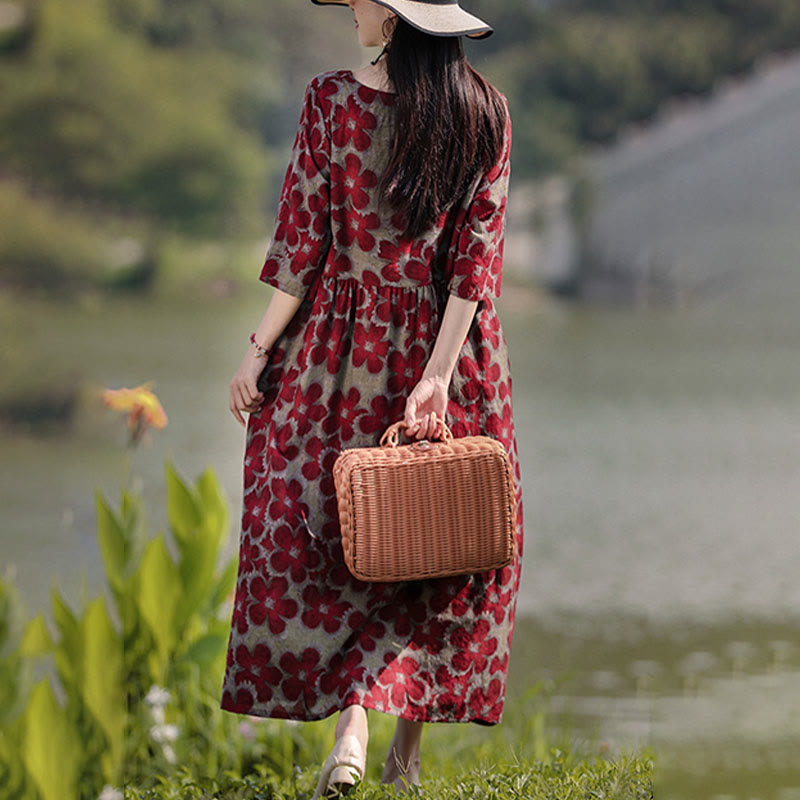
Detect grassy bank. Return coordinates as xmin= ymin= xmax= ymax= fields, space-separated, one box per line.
xmin=123 ymin=749 xmax=655 ymax=799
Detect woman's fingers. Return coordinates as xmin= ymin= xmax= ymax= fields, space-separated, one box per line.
xmin=230 ymin=381 xmax=263 ymax=428
xmin=230 ymin=391 xmax=246 ymax=427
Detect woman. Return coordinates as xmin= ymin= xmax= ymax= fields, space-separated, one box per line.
xmin=221 ymin=0 xmax=525 ymax=796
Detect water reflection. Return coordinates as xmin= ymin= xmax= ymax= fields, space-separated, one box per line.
xmin=509 ymin=613 xmax=800 ymax=800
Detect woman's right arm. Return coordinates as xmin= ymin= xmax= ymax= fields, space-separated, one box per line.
xmin=229 ymin=288 xmax=303 ymax=428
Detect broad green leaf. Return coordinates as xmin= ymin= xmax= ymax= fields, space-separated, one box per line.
xmin=19 ymin=613 xmax=53 ymax=657
xmin=80 ymin=596 xmax=126 ymax=784
xmin=210 ymin=557 xmax=238 ymax=612
xmin=196 ymin=467 xmax=228 ymax=551
xmin=179 ymin=631 xmax=228 ymax=670
xmin=133 ymin=533 xmax=181 ymax=668
xmin=95 ymin=491 xmax=127 ymax=591
xmin=50 ymin=587 xmax=81 ymax=690
xmin=175 ymin=523 xmax=217 ymax=624
xmin=166 ymin=461 xmax=201 ymax=548
xmin=22 ymin=678 xmax=81 ymax=800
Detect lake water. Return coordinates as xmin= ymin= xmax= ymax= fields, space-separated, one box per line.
xmin=3 ymin=53 xmax=800 ymax=800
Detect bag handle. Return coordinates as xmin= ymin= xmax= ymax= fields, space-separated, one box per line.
xmin=379 ymin=414 xmax=453 ymax=448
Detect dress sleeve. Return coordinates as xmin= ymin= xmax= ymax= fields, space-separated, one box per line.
xmin=447 ymin=99 xmax=511 ymax=302
xmin=259 ymin=77 xmax=331 ymax=299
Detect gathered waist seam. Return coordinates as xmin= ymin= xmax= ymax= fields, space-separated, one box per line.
xmin=321 ymin=272 xmax=447 ymax=293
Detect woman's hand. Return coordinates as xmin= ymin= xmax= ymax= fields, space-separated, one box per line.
xmin=403 ymin=375 xmax=449 ymax=440
xmin=230 ymin=351 xmax=266 ymax=428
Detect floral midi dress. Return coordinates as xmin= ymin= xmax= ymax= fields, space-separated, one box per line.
xmin=219 ymin=68 xmax=524 ymax=726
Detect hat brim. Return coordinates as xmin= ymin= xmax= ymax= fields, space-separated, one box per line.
xmin=310 ymin=0 xmax=493 ymax=40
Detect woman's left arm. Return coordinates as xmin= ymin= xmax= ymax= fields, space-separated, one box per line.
xmin=404 ymin=294 xmax=479 ymax=439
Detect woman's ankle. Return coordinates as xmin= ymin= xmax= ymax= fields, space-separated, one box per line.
xmin=390 ymin=719 xmax=422 ymax=759
xmin=335 ymin=706 xmax=369 ymax=750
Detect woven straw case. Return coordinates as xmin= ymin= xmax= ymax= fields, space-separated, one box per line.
xmin=333 ymin=417 xmax=517 ymax=582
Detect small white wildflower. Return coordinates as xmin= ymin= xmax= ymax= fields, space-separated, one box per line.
xmin=98 ymin=786 xmax=123 ymax=800
xmin=162 ymin=743 xmax=177 ymax=764
xmin=150 ymin=723 xmax=180 ymax=743
xmin=145 ymin=685 xmax=171 ymax=708
xmin=238 ymin=721 xmax=255 ymax=739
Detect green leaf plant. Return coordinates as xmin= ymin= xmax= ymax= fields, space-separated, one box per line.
xmin=0 ymin=460 xmax=238 ymax=800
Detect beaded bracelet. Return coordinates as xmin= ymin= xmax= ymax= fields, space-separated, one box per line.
xmin=249 ymin=332 xmax=271 ymax=358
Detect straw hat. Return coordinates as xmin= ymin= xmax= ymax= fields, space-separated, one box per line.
xmin=310 ymin=0 xmax=493 ymax=40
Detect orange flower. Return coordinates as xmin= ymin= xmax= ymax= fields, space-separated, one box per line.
xmin=102 ymin=382 xmax=168 ymax=445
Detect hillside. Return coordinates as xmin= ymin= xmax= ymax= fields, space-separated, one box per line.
xmin=1 ymin=0 xmax=798 ymax=296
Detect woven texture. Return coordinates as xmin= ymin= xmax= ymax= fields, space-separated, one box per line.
xmin=334 ymin=419 xmax=517 ymax=582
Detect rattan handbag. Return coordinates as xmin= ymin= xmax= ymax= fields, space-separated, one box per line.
xmin=332 ymin=415 xmax=517 ymax=582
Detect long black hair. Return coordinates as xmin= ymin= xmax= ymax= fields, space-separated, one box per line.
xmin=377 ymin=19 xmax=507 ymax=240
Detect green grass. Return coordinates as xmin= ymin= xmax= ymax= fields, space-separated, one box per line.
xmin=123 ymin=684 xmax=654 ymax=799
xmin=123 ymin=749 xmax=654 ymax=799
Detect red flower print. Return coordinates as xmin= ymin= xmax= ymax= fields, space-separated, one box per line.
xmin=455 ymin=355 xmax=484 ymax=404
xmin=317 ymin=76 xmax=339 ymax=116
xmin=332 ymin=95 xmax=377 ymax=151
xmin=374 ymin=294 xmax=401 ymax=326
xmin=334 ymin=206 xmax=381 ymax=252
xmin=403 ymin=259 xmax=428 ymax=282
xmin=379 ymin=596 xmax=428 ymax=638
xmin=232 ymin=577 xmax=251 ymax=635
xmin=418 ymin=619 xmax=449 ymax=656
xmin=319 ymin=650 xmax=366 ymax=698
xmin=310 ymin=316 xmax=351 ymax=375
xmin=279 ymin=647 xmax=323 ymax=705
xmin=450 ymin=618 xmax=498 ymax=675
xmin=331 ymin=153 xmax=377 ymax=210
xmin=386 ymin=345 xmax=426 ymax=394
xmin=231 ymin=642 xmax=283 ymax=701
xmin=302 ymin=585 xmax=350 ymax=633
xmin=433 ymin=663 xmax=471 ymax=716
xmin=267 ymin=476 xmax=303 ymax=523
xmin=329 ymin=251 xmax=353 ymax=277
xmin=470 ymin=188 xmax=498 ymax=224
xmin=480 ymin=312 xmax=502 ymax=349
xmin=323 ymin=387 xmax=366 ymax=441
xmin=358 ymin=394 xmax=404 ymax=436
xmin=244 ymin=431 xmax=267 ymax=486
xmin=300 ymin=436 xmax=324 ymax=481
xmin=380 ymin=262 xmax=402 ymax=283
xmin=241 ymin=487 xmax=268 ymax=543
xmin=270 ymin=421 xmax=300 ymax=471
xmin=352 ymin=321 xmax=390 ymax=373
xmin=483 ymin=582 xmax=511 ymax=625
xmin=274 ymin=185 xmax=311 ymax=248
xmin=317 ymin=451 xmax=341 ymax=497
xmin=278 ymin=367 xmax=301 ymax=403
xmin=270 ymin=523 xmax=321 ymax=582
xmin=486 ymin=402 xmax=514 ymax=444
xmin=377 ymin=238 xmax=421 ymax=263
xmin=377 ymin=653 xmax=426 ymax=709
xmin=247 ymin=575 xmax=298 ymax=635
xmin=236 ymin=529 xmax=265 ymax=577
xmin=285 ymin=229 xmax=327 ymax=277
xmin=468 ymin=678 xmax=503 ymax=719
xmin=453 ymin=239 xmax=487 ymax=276
xmin=345 ymin=610 xmax=386 ymax=651
xmin=291 ymin=381 xmax=327 ymax=435
xmin=308 ymin=188 xmax=329 ymax=237
xmin=489 ymin=652 xmax=508 ymax=675
xmin=297 ymin=144 xmax=320 ymax=181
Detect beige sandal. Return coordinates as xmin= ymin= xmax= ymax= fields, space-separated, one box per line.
xmin=380 ymin=745 xmax=421 ymax=794
xmin=311 ymin=734 xmax=367 ymax=799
